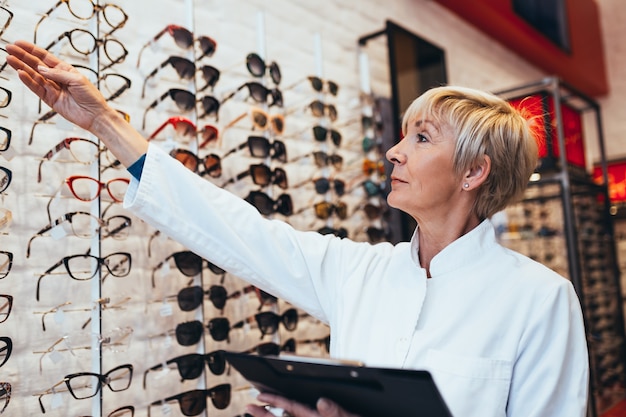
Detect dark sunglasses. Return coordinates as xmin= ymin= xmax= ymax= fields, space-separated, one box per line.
xmin=366 ymin=226 xmax=389 ymax=243
xmin=221 ymin=163 xmax=288 ymax=189
xmin=141 ymin=55 xmax=219 ymax=97
xmin=0 ymin=337 xmax=11 ymax=368
xmin=246 ymin=52 xmax=281 ymax=84
xmin=245 ymin=190 xmax=293 ymax=216
xmin=172 ymin=318 xmax=241 ymax=345
xmin=252 ymin=308 xmax=299 ymax=338
xmin=314 ymin=201 xmax=348 ymax=220
xmin=312 ymin=125 xmax=342 ymax=146
xmin=78 ymin=405 xmax=135 ymax=417
xmin=142 ymin=89 xmax=220 ymax=129
xmin=175 ymin=284 xmax=241 ymax=312
xmin=313 ymin=177 xmax=345 ymax=196
xmin=221 ymin=81 xmax=282 ymax=107
xmin=0 ymin=294 xmax=13 ymax=324
xmin=363 ymin=179 xmax=385 ymax=197
xmin=285 ymin=76 xmax=339 ymax=96
xmin=147 ymin=384 xmax=231 ymax=417
xmin=313 ymin=151 xmax=343 ymax=169
xmin=143 ymin=350 xmax=227 ymax=389
xmin=151 ymin=250 xmax=225 ymax=288
xmin=317 ymin=226 xmax=348 ymax=238
xmin=245 ymin=338 xmax=296 ymax=356
xmin=222 ymin=135 xmax=287 ymax=163
xmin=137 ymin=24 xmax=217 ymax=67
xmin=169 ymin=148 xmax=222 ymax=178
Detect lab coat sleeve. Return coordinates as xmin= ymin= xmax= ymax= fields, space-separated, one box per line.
xmin=506 ymin=279 xmax=589 ymax=416
xmin=123 ymin=143 xmax=356 ymax=322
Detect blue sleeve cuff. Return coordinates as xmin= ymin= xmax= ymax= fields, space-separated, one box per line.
xmin=127 ymin=153 xmax=147 ymax=180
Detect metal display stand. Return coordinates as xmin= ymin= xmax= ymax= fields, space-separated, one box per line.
xmin=496 ymin=77 xmax=626 ymax=417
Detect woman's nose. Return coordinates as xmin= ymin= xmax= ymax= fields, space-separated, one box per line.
xmin=386 ymin=142 xmax=405 ymax=165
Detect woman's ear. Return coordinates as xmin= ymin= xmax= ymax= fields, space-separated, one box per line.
xmin=462 ymin=155 xmax=491 ymax=190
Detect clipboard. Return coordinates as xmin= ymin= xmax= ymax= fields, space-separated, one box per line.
xmin=223 ymin=351 xmax=453 ymax=417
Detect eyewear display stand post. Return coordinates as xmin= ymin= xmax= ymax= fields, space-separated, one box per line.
xmin=358 ymin=20 xmax=448 ymax=244
xmin=495 ymin=76 xmax=626 ymax=417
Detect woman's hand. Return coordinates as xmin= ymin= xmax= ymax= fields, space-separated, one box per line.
xmin=6 ymin=40 xmax=109 ymax=132
xmin=247 ymin=393 xmax=361 ymax=417
xmin=6 ymin=40 xmax=148 ymax=166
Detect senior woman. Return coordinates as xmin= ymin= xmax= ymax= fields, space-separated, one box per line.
xmin=7 ymin=40 xmax=588 ymax=417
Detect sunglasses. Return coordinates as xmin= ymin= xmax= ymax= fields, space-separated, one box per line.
xmin=224 ymin=107 xmax=285 ymax=136
xmin=286 ymin=76 xmax=339 ymax=96
xmin=314 ymin=201 xmax=348 ymax=220
xmin=0 ymin=296 xmax=11 ymax=325
xmin=245 ymin=190 xmax=293 ymax=216
xmin=27 ymin=211 xmax=131 ymax=258
xmin=221 ymin=163 xmax=288 ymax=189
xmin=45 ymin=28 xmax=128 ymax=71
xmin=221 ymin=81 xmax=282 ymax=107
xmin=246 ymin=308 xmax=299 ymax=338
xmin=147 ymin=384 xmax=231 ymax=417
xmin=78 ymin=405 xmax=135 ymax=417
xmin=0 ymin=336 xmax=13 ymax=367
xmin=34 ymin=0 xmax=127 ymax=43
xmin=312 ymin=151 xmax=343 ymax=169
xmin=363 ymin=158 xmax=385 ymax=176
xmin=162 ymin=318 xmax=240 ymax=346
xmin=313 ymin=177 xmax=346 ymax=196
xmin=151 ymin=250 xmax=225 ymax=288
xmin=312 ymin=125 xmax=342 ymax=146
xmin=36 ymin=251 xmax=132 ymax=301
xmin=141 ymin=55 xmax=220 ymax=97
xmin=143 ymin=350 xmax=227 ymax=389
xmin=0 ymin=251 xmax=12 ymax=279
xmin=362 ymin=203 xmax=386 ymax=220
xmin=0 ymin=382 xmax=10 ymax=414
xmin=137 ymin=24 xmax=217 ymax=67
xmin=37 ymin=364 xmax=133 ymax=413
xmin=317 ymin=226 xmax=348 ymax=238
xmin=169 ymin=148 xmax=222 ymax=178
xmin=142 ymin=88 xmax=220 ymax=129
xmin=148 ymin=116 xmax=219 ymax=148
xmin=222 ymin=135 xmax=287 ymax=163
xmin=362 ymin=135 xmax=382 ymax=153
xmin=174 ymin=284 xmax=243 ymax=312
xmin=366 ymin=226 xmax=389 ymax=243
xmin=297 ymin=335 xmax=331 ymax=353
xmin=245 ymin=338 xmax=296 ymax=356
xmin=362 ymin=179 xmax=385 ymax=197
xmin=246 ymin=52 xmax=281 ymax=84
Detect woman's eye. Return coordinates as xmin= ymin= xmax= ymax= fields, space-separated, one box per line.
xmin=416 ymin=133 xmax=428 ymax=142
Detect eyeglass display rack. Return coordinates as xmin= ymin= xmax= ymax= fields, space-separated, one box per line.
xmin=495 ymin=76 xmax=626 ymax=417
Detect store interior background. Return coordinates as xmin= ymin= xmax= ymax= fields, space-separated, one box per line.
xmin=1 ymin=0 xmax=626 ymax=416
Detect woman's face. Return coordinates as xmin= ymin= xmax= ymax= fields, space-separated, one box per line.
xmin=385 ymin=116 xmax=462 ymax=219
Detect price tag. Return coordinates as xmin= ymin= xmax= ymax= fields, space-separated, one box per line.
xmin=49 ymin=224 xmax=68 ymax=240
xmin=49 ymin=349 xmax=63 ymax=364
xmin=54 ymin=308 xmax=65 ymax=324
xmin=51 ymin=392 xmax=63 ymax=409
xmin=161 ymin=403 xmax=172 ymax=415
xmin=159 ymin=302 xmax=173 ymax=317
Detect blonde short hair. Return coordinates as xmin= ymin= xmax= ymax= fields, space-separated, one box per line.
xmin=402 ymin=86 xmax=538 ymax=220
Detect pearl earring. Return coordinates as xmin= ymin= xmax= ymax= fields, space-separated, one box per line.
xmin=463 ymin=183 xmax=470 ymax=189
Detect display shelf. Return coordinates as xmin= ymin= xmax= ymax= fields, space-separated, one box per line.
xmin=496 ymin=77 xmax=626 ymax=417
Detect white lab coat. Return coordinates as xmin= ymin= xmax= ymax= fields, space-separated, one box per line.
xmin=125 ymin=144 xmax=589 ymax=417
